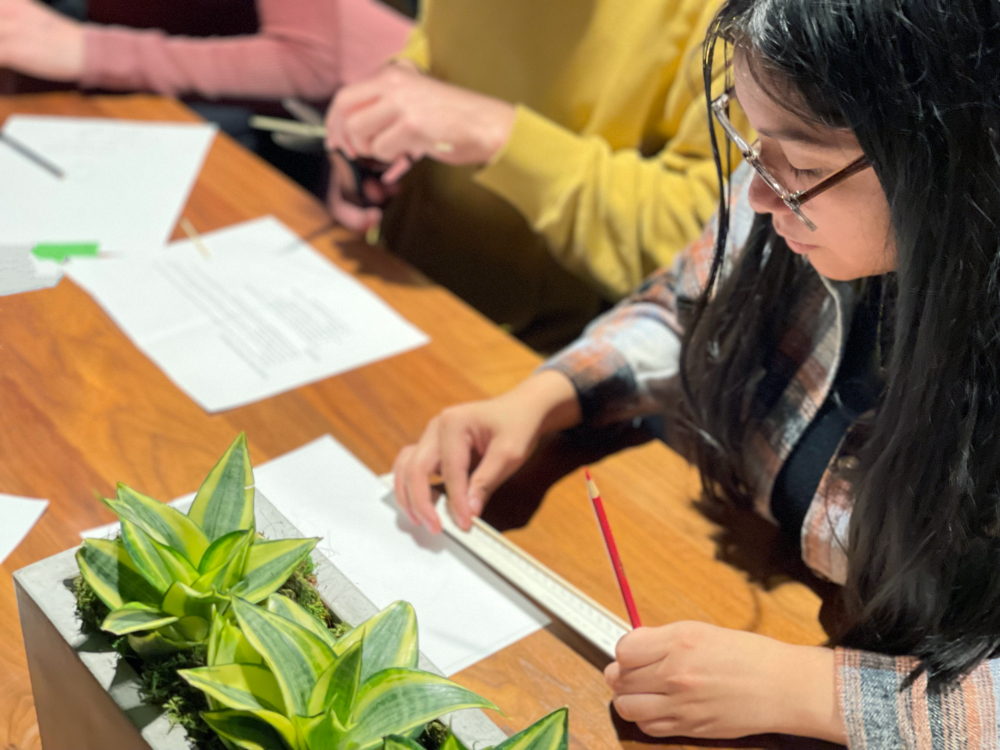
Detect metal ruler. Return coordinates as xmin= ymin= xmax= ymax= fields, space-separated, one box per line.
xmin=434 ymin=498 xmax=630 ymax=660
xmin=380 ymin=477 xmax=631 ymax=658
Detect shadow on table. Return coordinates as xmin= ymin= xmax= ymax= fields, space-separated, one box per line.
xmin=326 ymin=233 xmax=438 ymax=289
xmin=482 ymin=421 xmax=655 ymax=531
xmin=483 ymin=423 xmax=848 ymax=641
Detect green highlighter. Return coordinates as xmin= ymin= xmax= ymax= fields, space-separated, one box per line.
xmin=31 ymin=243 xmax=100 ymax=262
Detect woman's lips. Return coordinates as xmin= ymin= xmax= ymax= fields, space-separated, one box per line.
xmin=784 ymin=237 xmax=819 ymax=254
xmin=774 ymin=223 xmax=821 ymax=254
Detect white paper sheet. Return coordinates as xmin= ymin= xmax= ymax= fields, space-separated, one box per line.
xmin=65 ymin=217 xmax=429 ymax=412
xmin=0 ymin=245 xmax=62 ymax=296
xmin=0 ymin=116 xmax=216 ymax=254
xmin=0 ymin=494 xmax=48 ymax=564
xmin=80 ymin=436 xmax=548 ymax=675
xmin=250 ymin=436 xmax=548 ymax=675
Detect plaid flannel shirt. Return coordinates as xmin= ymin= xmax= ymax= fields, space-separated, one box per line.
xmin=543 ymin=163 xmax=1000 ymax=749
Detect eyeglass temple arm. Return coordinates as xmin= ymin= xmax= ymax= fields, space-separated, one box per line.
xmin=794 ymin=155 xmax=870 ymax=204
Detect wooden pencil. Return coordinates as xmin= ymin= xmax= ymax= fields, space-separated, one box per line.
xmin=0 ymin=131 xmax=64 ymax=178
xmin=584 ymin=468 xmax=642 ymax=629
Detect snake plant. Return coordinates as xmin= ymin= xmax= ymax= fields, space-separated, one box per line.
xmin=76 ymin=434 xmax=319 ymax=658
xmin=179 ymin=597 xmax=502 ymax=750
xmin=383 ymin=706 xmax=568 ymax=750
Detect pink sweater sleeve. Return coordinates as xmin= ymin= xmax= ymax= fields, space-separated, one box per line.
xmin=80 ymin=0 xmax=413 ymax=100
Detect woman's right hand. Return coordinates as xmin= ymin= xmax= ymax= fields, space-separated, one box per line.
xmin=392 ymin=371 xmax=582 ymax=533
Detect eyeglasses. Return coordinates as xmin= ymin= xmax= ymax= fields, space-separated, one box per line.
xmin=710 ymin=89 xmax=871 ymax=231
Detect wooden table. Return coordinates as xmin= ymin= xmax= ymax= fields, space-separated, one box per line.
xmin=0 ymin=93 xmax=832 ymax=750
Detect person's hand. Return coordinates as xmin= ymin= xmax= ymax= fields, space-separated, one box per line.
xmin=392 ymin=371 xmax=582 ymax=533
xmin=605 ymin=622 xmax=845 ymax=743
xmin=0 ymin=0 xmax=84 ymax=81
xmin=325 ymin=62 xmax=517 ymax=183
xmin=326 ymin=150 xmax=399 ymax=233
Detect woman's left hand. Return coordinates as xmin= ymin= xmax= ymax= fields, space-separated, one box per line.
xmin=0 ymin=0 xmax=85 ymax=81
xmin=605 ymin=621 xmax=846 ymax=743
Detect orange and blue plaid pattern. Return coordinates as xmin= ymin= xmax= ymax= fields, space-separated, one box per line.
xmin=543 ymin=163 xmax=1000 ymax=749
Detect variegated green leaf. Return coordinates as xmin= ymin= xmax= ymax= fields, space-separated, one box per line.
xmin=76 ymin=538 xmax=162 ymax=610
xmin=440 ymin=733 xmax=471 ymax=750
xmin=208 ymin=610 xmax=263 ymax=667
xmin=307 ymin=639 xmax=362 ymax=720
xmin=179 ymin=663 xmax=286 ymax=714
xmin=346 ymin=668 xmax=498 ymax=750
xmin=128 ymin=628 xmax=201 ymax=658
xmin=101 ymin=602 xmax=178 ymax=635
xmin=301 ymin=712 xmax=345 ymax=750
xmin=202 ymin=709 xmax=299 ymax=750
xmin=199 ymin=529 xmax=254 ymax=574
xmin=230 ymin=537 xmax=319 ymax=604
xmin=232 ymin=597 xmax=335 ymax=717
xmin=266 ymin=593 xmax=340 ymax=651
xmin=150 ymin=536 xmax=200 ymax=586
xmin=493 ymin=708 xmax=568 ymax=750
xmin=120 ymin=520 xmax=171 ymax=593
xmin=103 ymin=484 xmax=209 ymax=567
xmin=173 ymin=615 xmax=212 ymax=642
xmin=334 ymin=601 xmax=418 ymax=683
xmin=207 ymin=608 xmax=229 ymax=666
xmin=194 ymin=531 xmax=253 ymax=594
xmin=121 ymin=519 xmax=198 ymax=592
xmin=385 ymin=735 xmax=428 ymax=750
xmin=188 ymin=434 xmax=256 ymax=542
xmin=161 ymin=581 xmax=228 ymax=622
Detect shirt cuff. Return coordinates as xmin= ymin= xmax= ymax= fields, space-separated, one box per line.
xmin=80 ymin=25 xmax=149 ymax=91
xmin=539 ymin=341 xmax=637 ymax=427
xmin=474 ymin=104 xmax=590 ymax=226
xmin=836 ymin=648 xmax=924 ymax=750
xmin=391 ymin=30 xmax=431 ymax=72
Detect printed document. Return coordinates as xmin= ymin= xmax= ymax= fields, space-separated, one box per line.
xmin=0 ymin=116 xmax=215 ymax=253
xmin=66 ymin=217 xmax=429 ymax=411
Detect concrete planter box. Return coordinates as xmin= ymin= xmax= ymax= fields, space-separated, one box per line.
xmin=15 ymin=492 xmax=507 ymax=750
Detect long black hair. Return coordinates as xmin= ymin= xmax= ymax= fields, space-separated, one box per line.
xmin=685 ymin=0 xmax=1000 ymax=688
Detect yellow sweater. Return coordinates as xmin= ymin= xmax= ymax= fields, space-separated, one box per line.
xmin=382 ymin=0 xmax=745 ymax=350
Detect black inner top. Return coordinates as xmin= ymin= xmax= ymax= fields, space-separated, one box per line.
xmin=770 ymin=278 xmax=885 ymax=546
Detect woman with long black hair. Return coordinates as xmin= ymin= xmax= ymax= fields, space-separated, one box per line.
xmin=393 ymin=0 xmax=1000 ymax=745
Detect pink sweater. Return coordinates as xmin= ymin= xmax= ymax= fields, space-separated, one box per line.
xmin=80 ymin=0 xmax=412 ymax=100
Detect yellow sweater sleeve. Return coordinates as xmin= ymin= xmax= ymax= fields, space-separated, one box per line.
xmin=474 ymin=5 xmax=745 ymax=301
xmin=393 ymin=0 xmax=431 ymax=71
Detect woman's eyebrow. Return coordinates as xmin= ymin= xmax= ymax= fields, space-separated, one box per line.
xmin=756 ymin=125 xmax=842 ymax=149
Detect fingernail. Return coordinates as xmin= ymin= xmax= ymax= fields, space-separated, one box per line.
xmin=469 ymin=494 xmax=484 ymax=516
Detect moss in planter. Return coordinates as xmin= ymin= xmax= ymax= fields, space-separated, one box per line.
xmin=416 ymin=720 xmax=452 ymax=750
xmin=276 ymin=555 xmax=351 ymax=639
xmin=72 ymin=556 xmax=351 ymax=748
xmin=75 ymin=573 xmax=111 ymax=638
xmin=138 ymin=648 xmax=226 ymax=750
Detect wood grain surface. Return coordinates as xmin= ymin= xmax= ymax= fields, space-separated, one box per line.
xmin=0 ymin=93 xmax=834 ymax=750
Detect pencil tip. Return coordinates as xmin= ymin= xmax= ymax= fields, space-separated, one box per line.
xmin=583 ymin=467 xmax=592 ymax=481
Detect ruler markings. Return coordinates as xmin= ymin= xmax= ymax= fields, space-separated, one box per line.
xmin=436 ymin=502 xmax=629 ymax=660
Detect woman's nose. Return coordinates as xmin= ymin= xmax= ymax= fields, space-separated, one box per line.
xmin=747 ymin=170 xmax=786 ymax=216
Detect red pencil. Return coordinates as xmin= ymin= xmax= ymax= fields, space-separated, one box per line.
xmin=584 ymin=468 xmax=642 ymax=629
